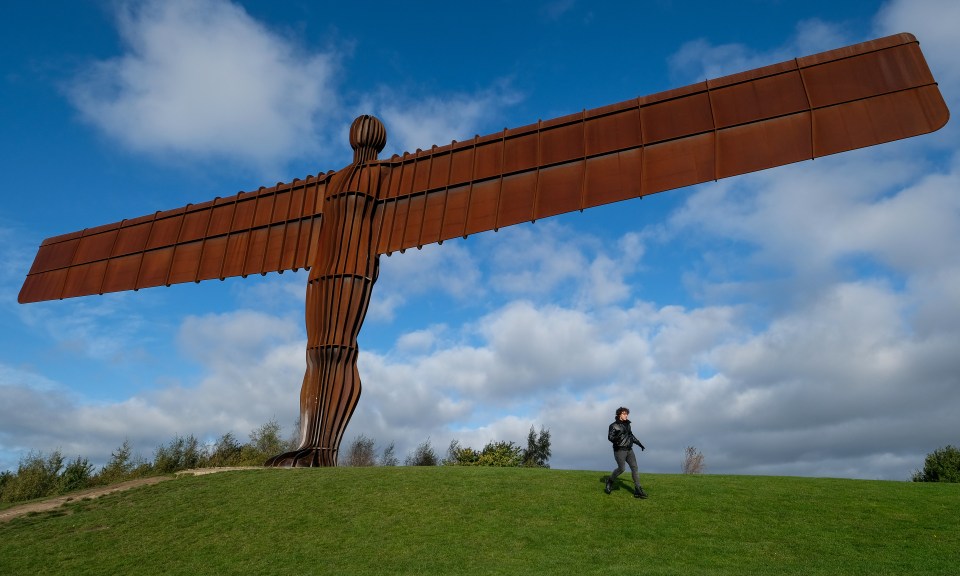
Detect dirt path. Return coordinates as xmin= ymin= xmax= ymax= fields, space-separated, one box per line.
xmin=0 ymin=467 xmax=260 ymax=523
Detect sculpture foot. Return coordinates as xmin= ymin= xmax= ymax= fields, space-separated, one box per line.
xmin=264 ymin=448 xmax=338 ymax=467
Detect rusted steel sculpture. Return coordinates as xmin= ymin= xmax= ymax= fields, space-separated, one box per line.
xmin=19 ymin=34 xmax=949 ymax=466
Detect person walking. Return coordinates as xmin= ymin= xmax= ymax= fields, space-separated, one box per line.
xmin=605 ymin=407 xmax=648 ymax=498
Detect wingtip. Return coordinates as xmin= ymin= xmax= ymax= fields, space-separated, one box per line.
xmin=897 ymin=32 xmax=918 ymax=44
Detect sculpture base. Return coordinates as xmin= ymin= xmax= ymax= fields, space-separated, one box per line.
xmin=264 ymin=448 xmax=338 ymax=467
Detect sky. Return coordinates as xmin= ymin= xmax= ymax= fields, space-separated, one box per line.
xmin=1 ymin=0 xmax=957 ymax=480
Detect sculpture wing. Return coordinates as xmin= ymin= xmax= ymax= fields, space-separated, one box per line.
xmin=18 ymin=174 xmax=331 ymax=303
xmin=19 ymin=33 xmax=949 ymax=302
xmin=373 ymin=33 xmax=949 ymax=255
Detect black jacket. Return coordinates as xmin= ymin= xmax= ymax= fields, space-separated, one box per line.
xmin=608 ymin=419 xmax=645 ymax=451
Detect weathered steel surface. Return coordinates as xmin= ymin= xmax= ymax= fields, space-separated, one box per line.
xmin=17 ymin=34 xmax=949 ymax=466
xmin=372 ymin=33 xmax=948 ymax=254
xmin=266 ymin=116 xmax=387 ymax=467
xmin=20 ymin=33 xmax=947 ymax=304
xmin=19 ymin=176 xmax=329 ymax=303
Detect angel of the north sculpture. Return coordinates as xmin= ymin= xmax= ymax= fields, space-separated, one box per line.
xmin=19 ymin=33 xmax=949 ymax=467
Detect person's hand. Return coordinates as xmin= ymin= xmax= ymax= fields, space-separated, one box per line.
xmin=639 ymin=444 xmax=646 ymax=451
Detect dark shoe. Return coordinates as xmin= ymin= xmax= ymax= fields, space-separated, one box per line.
xmin=604 ymin=478 xmax=613 ymax=494
xmin=634 ymin=486 xmax=648 ymax=499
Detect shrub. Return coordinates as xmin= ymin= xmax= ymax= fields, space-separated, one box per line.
xmin=477 ymin=441 xmax=524 ymax=467
xmin=250 ymin=419 xmax=285 ymax=454
xmin=208 ymin=432 xmax=244 ymax=467
xmin=153 ymin=435 xmax=203 ymax=473
xmin=1 ymin=451 xmax=64 ymax=503
xmin=682 ymin=446 xmax=705 ymax=474
xmin=912 ymin=445 xmax=960 ymax=483
xmin=243 ymin=419 xmax=290 ymax=464
xmin=445 ymin=439 xmax=480 ymax=466
xmin=345 ymin=435 xmax=377 ymax=467
xmin=405 ymin=439 xmax=439 ymax=466
xmin=96 ymin=439 xmax=149 ymax=485
xmin=379 ymin=442 xmax=399 ymax=466
xmin=60 ymin=456 xmax=95 ymax=493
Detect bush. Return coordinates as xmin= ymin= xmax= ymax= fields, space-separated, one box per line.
xmin=243 ymin=419 xmax=291 ymax=464
xmin=682 ymin=446 xmax=705 ymax=474
xmin=379 ymin=442 xmax=399 ymax=466
xmin=96 ymin=439 xmax=150 ymax=485
xmin=446 ymin=427 xmax=551 ymax=468
xmin=912 ymin=445 xmax=960 ymax=483
xmin=445 ymin=440 xmax=523 ymax=467
xmin=0 ymin=452 xmax=96 ymax=504
xmin=476 ymin=441 xmax=524 ymax=467
xmin=153 ymin=435 xmax=204 ymax=473
xmin=0 ymin=419 xmax=308 ymax=504
xmin=250 ymin=419 xmax=285 ymax=454
xmin=60 ymin=456 xmax=95 ymax=493
xmin=345 ymin=435 xmax=377 ymax=467
xmin=405 ymin=439 xmax=439 ymax=466
xmin=0 ymin=451 xmax=64 ymax=503
xmin=0 ymin=470 xmax=11 ymax=498
xmin=445 ymin=439 xmax=480 ymax=466
xmin=208 ymin=432 xmax=244 ymax=467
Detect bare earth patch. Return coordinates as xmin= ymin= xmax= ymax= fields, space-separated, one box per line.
xmin=0 ymin=467 xmax=261 ymax=522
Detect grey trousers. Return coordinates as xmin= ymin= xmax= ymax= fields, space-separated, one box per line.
xmin=611 ymin=448 xmax=641 ymax=487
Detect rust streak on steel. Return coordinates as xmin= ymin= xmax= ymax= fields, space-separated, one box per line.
xmin=17 ymin=34 xmax=950 ymax=466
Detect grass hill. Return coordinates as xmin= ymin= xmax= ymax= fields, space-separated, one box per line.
xmin=1 ymin=467 xmax=957 ymax=575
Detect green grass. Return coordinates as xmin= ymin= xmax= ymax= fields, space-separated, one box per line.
xmin=1 ymin=468 xmax=957 ymax=575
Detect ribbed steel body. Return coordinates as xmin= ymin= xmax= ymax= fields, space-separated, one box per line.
xmin=266 ymin=120 xmax=386 ymax=467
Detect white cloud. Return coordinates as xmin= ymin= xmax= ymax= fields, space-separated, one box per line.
xmin=668 ymin=18 xmax=849 ymax=83
xmin=347 ymin=272 xmax=960 ymax=478
xmin=875 ymin=0 xmax=960 ymax=95
xmin=177 ymin=309 xmax=301 ymax=365
xmin=395 ymin=327 xmax=443 ymax=354
xmin=364 ymin=80 xmax=524 ymax=157
xmin=67 ymin=0 xmax=341 ymax=177
xmin=65 ymin=0 xmax=527 ymax=179
xmin=0 ymin=308 xmax=304 ymax=471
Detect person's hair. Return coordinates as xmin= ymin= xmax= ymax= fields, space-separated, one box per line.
xmin=616 ymin=407 xmax=630 ymax=417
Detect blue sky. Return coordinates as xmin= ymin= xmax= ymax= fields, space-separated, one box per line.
xmin=1 ymin=0 xmax=957 ymax=479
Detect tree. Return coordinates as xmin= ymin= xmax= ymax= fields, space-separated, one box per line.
xmin=379 ymin=442 xmax=399 ymax=466
xmin=682 ymin=446 xmax=705 ymax=474
xmin=60 ymin=456 xmax=95 ymax=493
xmin=522 ymin=426 xmax=552 ymax=468
xmin=245 ymin=419 xmax=288 ymax=463
xmin=912 ymin=445 xmax=960 ymax=483
xmin=97 ymin=439 xmax=148 ymax=485
xmin=153 ymin=434 xmax=203 ymax=473
xmin=208 ymin=432 xmax=244 ymax=467
xmin=405 ymin=439 xmax=439 ymax=466
xmin=0 ymin=471 xmax=11 ymax=499
xmin=1 ymin=450 xmax=64 ymax=502
xmin=287 ymin=417 xmax=302 ymax=451
xmin=344 ymin=435 xmax=377 ymax=467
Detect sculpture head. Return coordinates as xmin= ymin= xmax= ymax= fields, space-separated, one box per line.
xmin=349 ymin=114 xmax=387 ymax=164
